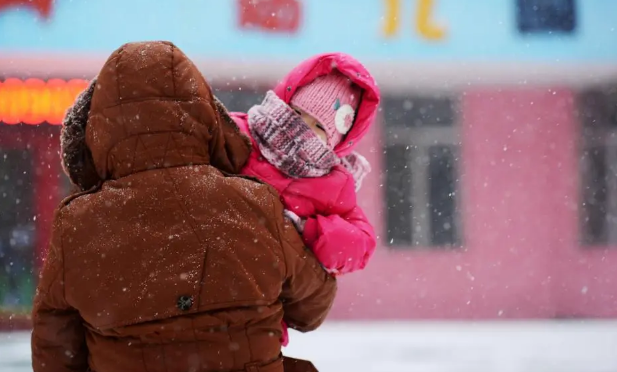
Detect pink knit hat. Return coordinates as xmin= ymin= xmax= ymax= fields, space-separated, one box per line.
xmin=290 ymin=71 xmax=362 ymax=148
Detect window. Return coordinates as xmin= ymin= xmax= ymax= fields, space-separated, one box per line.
xmin=0 ymin=149 xmax=35 ymax=309
xmin=212 ymin=86 xmax=266 ymax=113
xmin=579 ymin=87 xmax=617 ymax=246
xmin=516 ymin=0 xmax=577 ymax=34
xmin=383 ymin=95 xmax=461 ymax=248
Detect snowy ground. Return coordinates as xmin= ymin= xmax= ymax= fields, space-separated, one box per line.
xmin=2 ymin=321 xmax=617 ymax=372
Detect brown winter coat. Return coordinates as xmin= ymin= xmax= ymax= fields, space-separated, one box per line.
xmin=31 ymin=41 xmax=336 ymax=372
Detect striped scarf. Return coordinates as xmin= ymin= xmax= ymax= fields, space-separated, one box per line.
xmin=247 ymin=91 xmax=340 ymax=178
xmin=247 ymin=90 xmax=371 ymax=190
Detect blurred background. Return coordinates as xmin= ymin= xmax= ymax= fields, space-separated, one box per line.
xmin=1 ymin=0 xmax=617 ymax=370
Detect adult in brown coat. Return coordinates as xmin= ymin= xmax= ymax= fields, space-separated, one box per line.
xmin=31 ymin=41 xmax=336 ymax=372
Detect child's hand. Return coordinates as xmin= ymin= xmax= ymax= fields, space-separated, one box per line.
xmin=284 ymin=209 xmax=306 ymax=233
xmin=341 ymin=151 xmax=371 ymax=192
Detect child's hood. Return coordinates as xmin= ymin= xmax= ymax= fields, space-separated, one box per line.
xmin=272 ymin=53 xmax=380 ymax=157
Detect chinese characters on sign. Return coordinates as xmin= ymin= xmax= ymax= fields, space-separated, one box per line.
xmin=238 ymin=0 xmax=302 ymax=34
xmin=383 ymin=0 xmax=447 ymax=41
xmin=0 ymin=0 xmax=54 ymax=19
xmin=381 ymin=0 xmax=577 ymax=40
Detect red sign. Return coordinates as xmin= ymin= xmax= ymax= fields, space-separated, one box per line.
xmin=0 ymin=78 xmax=89 ymax=125
xmin=0 ymin=0 xmax=54 ymax=18
xmin=238 ymin=0 xmax=301 ymax=34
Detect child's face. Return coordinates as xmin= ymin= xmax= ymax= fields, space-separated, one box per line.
xmin=292 ymin=105 xmax=328 ymax=146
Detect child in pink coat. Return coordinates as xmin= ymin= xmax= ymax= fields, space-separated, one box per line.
xmin=230 ymin=52 xmax=380 ymax=345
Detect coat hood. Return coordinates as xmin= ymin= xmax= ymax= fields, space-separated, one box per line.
xmin=60 ymin=41 xmax=251 ymax=191
xmin=272 ymin=53 xmax=380 ymax=157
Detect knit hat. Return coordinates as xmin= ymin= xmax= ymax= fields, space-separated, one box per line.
xmin=290 ymin=71 xmax=362 ymax=148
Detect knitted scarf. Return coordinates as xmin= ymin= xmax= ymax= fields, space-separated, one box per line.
xmin=248 ymin=90 xmax=370 ymax=190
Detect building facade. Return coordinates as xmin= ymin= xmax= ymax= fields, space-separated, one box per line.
xmin=1 ymin=0 xmax=616 ymax=321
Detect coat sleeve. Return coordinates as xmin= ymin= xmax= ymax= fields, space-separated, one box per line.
xmin=31 ymin=211 xmax=88 ymax=372
xmin=302 ymin=175 xmax=377 ymax=275
xmin=271 ymin=190 xmax=337 ymax=333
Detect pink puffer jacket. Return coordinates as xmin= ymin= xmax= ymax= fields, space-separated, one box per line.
xmin=231 ymin=52 xmax=380 ymax=276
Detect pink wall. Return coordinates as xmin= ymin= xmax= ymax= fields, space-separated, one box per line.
xmin=329 ymin=87 xmax=617 ymax=320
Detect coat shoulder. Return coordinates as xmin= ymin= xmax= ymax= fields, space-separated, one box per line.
xmin=57 ymin=184 xmax=101 ymax=211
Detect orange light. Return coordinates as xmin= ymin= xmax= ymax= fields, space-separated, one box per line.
xmin=0 ymin=78 xmax=90 ymax=125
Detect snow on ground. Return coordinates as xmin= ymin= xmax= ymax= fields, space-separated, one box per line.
xmin=2 ymin=321 xmax=617 ymax=372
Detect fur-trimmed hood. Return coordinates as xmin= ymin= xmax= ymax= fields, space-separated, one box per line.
xmin=60 ymin=41 xmax=251 ymax=191
xmin=60 ymin=78 xmax=100 ymax=190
